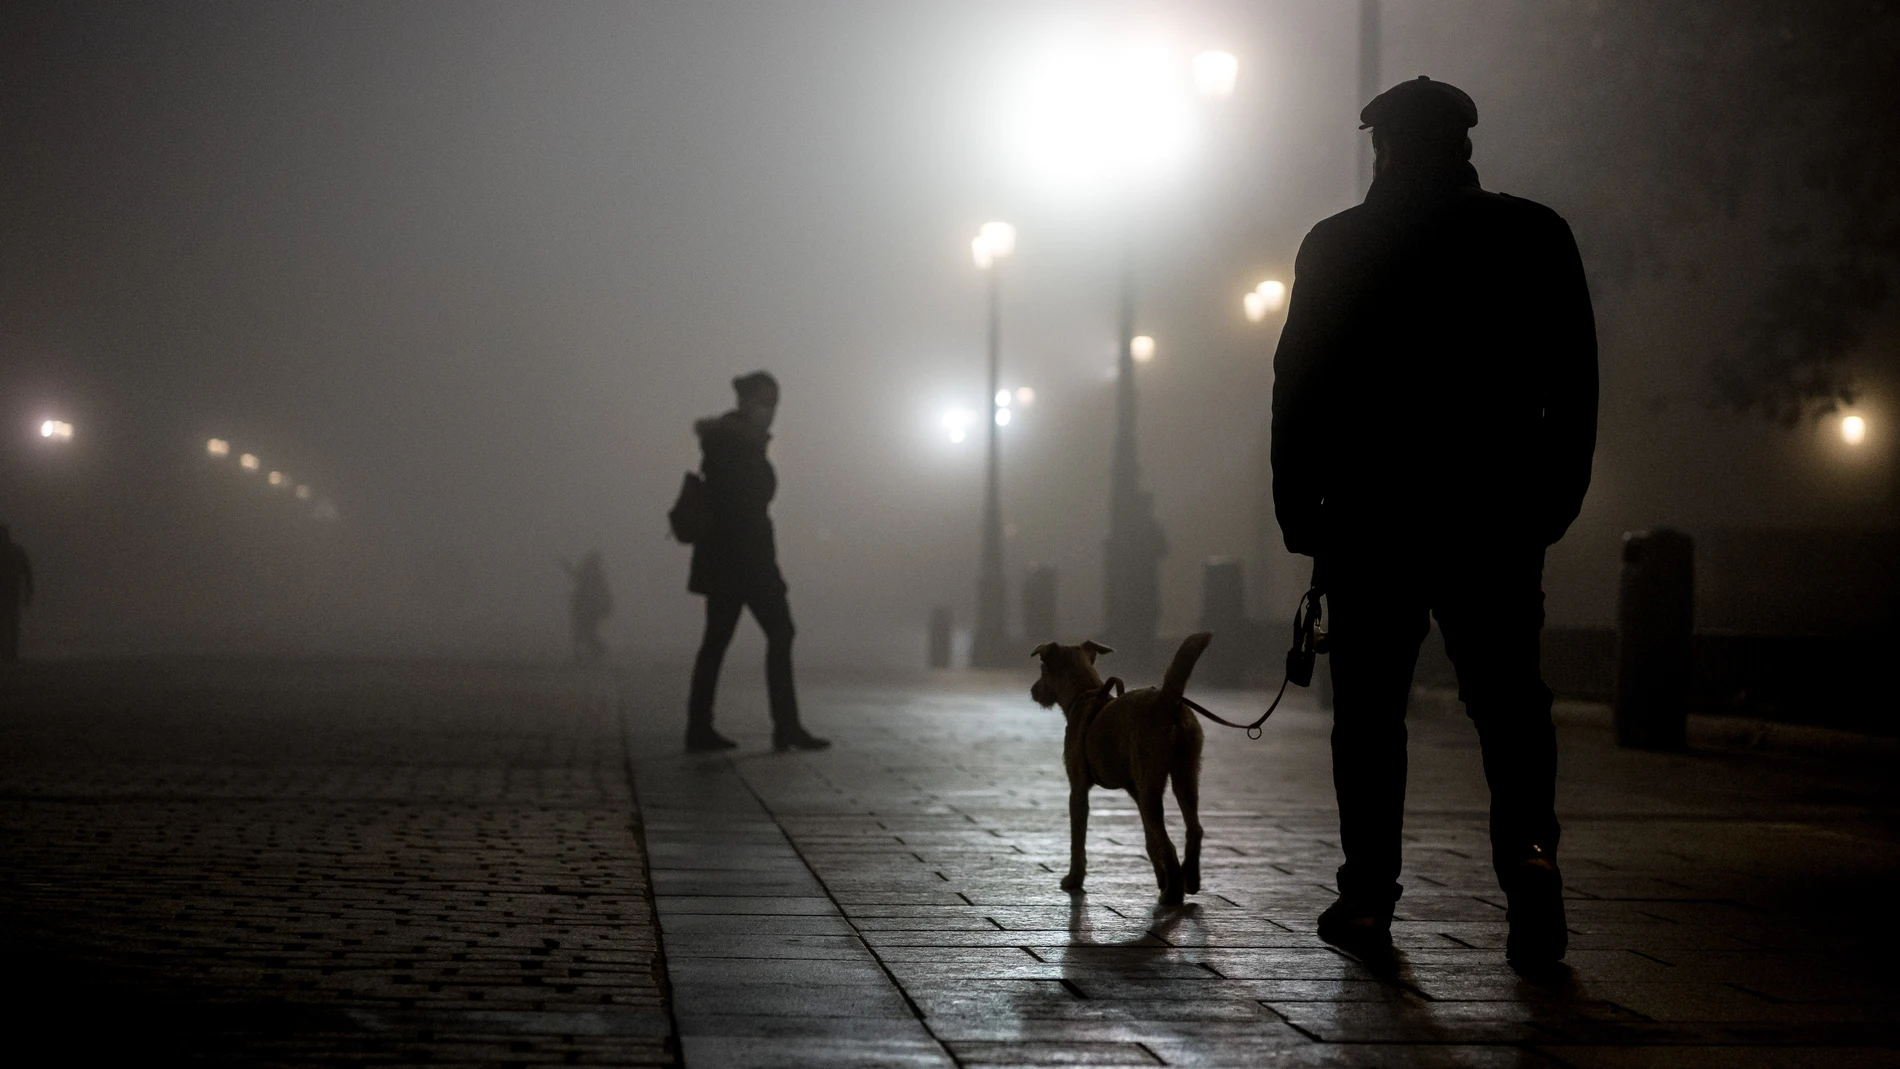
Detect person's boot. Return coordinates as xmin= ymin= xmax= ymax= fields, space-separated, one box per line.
xmin=1317 ymin=893 xmax=1395 ymax=949
xmin=1502 ymin=845 xmax=1568 ymax=966
xmin=772 ymin=725 xmax=830 ymax=752
xmin=684 ymin=725 xmax=738 ymax=753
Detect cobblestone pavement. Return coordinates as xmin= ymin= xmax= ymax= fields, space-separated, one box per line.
xmin=0 ymin=660 xmax=674 ymax=1066
xmin=625 ymin=664 xmax=1900 ymax=1069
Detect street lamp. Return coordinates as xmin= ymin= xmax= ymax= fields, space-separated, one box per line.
xmin=970 ymin=220 xmax=1016 ymax=667
xmin=1192 ymin=50 xmax=1239 ymax=99
xmin=206 ymin=438 xmax=230 ymax=457
xmin=1842 ymin=414 xmax=1867 ymax=445
xmin=1012 ymin=38 xmax=1237 ymax=662
xmin=239 ymin=453 xmax=260 ymax=472
xmin=39 ymin=419 xmax=74 ymax=441
xmin=1242 ymin=279 xmax=1287 ymax=322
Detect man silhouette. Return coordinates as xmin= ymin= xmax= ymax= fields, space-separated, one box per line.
xmin=683 ymin=372 xmax=829 ymax=754
xmin=0 ymin=525 xmax=32 ymax=661
xmin=1271 ymin=77 xmax=1597 ymax=965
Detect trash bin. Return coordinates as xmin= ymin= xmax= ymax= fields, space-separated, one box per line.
xmin=1614 ymin=528 xmax=1693 ymax=750
xmin=927 ymin=605 xmax=953 ymax=669
xmin=1021 ymin=566 xmax=1056 ymax=645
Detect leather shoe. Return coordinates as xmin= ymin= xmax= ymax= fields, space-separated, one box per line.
xmin=1503 ymin=847 xmax=1568 ymax=965
xmin=1317 ymin=894 xmax=1394 ymax=949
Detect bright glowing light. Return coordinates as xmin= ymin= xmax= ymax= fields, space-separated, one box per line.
xmin=972 ymin=220 xmax=1016 ymax=269
xmin=971 ymin=235 xmax=994 ymax=270
xmin=239 ymin=453 xmax=260 ymax=472
xmin=294 ymin=485 xmax=312 ymax=500
xmin=206 ymin=438 xmax=230 ymax=457
xmin=996 ymin=389 xmax=1013 ymax=408
xmin=996 ymin=408 xmax=1012 ymax=427
xmin=940 ymin=407 xmax=978 ymax=444
xmin=979 ymin=221 xmax=1016 ymax=259
xmin=1243 ymin=279 xmax=1287 ymax=322
xmin=1011 ymin=39 xmax=1200 ymax=198
xmin=268 ymin=471 xmax=287 ymax=487
xmin=1842 ymin=414 xmax=1867 ymax=445
xmin=39 ymin=420 xmax=74 ymax=441
xmin=1130 ymin=335 xmax=1156 ymax=363
xmin=1015 ymin=386 xmax=1036 ymax=407
xmin=1191 ymin=50 xmax=1239 ymax=98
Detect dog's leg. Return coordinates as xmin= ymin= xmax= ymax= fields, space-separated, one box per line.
xmin=1061 ymin=785 xmax=1089 ymax=892
xmin=1136 ymin=783 xmax=1184 ymax=906
xmin=1171 ymin=750 xmax=1203 ymax=896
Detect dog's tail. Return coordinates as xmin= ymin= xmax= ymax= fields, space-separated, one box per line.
xmin=1160 ymin=631 xmax=1213 ymax=703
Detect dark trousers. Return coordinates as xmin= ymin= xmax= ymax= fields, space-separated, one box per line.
xmin=1325 ymin=546 xmax=1559 ymax=904
xmin=687 ymin=590 xmax=800 ymax=733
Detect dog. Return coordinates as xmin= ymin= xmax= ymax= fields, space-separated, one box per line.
xmin=1031 ymin=632 xmax=1211 ymax=906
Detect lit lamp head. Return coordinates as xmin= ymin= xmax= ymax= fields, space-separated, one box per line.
xmin=1192 ymin=50 xmax=1239 ymax=99
xmin=39 ymin=419 xmax=74 ymax=441
xmin=1243 ymin=279 xmax=1287 ymax=322
xmin=1130 ymin=335 xmax=1156 ymax=363
xmin=239 ymin=453 xmax=260 ymax=472
xmin=1842 ymin=414 xmax=1867 ymax=445
xmin=972 ymin=221 xmax=1016 ymax=270
xmin=206 ymin=438 xmax=230 ymax=457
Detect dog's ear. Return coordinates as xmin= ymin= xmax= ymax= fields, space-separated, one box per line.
xmin=1030 ymin=642 xmax=1054 ymax=659
xmin=1080 ymin=640 xmax=1114 ymax=662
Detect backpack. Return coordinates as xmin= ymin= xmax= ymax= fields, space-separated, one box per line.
xmin=668 ymin=472 xmax=710 ymax=543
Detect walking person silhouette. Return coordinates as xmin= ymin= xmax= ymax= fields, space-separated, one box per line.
xmin=683 ymin=372 xmax=829 ymax=753
xmin=1271 ymin=78 xmax=1597 ymax=965
xmin=563 ymin=550 xmax=612 ymax=664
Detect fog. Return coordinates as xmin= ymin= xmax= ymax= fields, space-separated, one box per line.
xmin=4 ymin=1 xmax=1893 ymax=663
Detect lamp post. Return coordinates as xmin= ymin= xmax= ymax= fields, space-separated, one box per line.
xmin=970 ymin=221 xmax=1016 ymax=667
xmin=1101 ymin=250 xmax=1169 ymax=664
xmin=1098 ymin=50 xmax=1237 ymax=665
xmin=1008 ymin=38 xmax=1237 ymax=663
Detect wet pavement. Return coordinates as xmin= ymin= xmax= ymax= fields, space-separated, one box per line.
xmin=3 ymin=657 xmax=1897 ymax=1067
xmin=628 ymin=663 xmax=1900 ymax=1069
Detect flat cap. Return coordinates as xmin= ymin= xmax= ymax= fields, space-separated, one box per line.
xmin=1359 ymin=76 xmax=1478 ymax=131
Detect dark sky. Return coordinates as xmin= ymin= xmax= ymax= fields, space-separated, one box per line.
xmin=4 ymin=1 xmax=1889 ymax=659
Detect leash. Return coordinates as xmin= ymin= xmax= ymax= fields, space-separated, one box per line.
xmin=1182 ymin=585 xmax=1326 ymax=740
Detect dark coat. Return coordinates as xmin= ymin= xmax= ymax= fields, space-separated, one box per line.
xmin=688 ymin=411 xmax=787 ymax=598
xmin=1270 ymin=162 xmax=1597 ymax=559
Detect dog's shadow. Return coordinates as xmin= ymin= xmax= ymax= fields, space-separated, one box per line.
xmin=1057 ymin=894 xmax=1208 ymax=992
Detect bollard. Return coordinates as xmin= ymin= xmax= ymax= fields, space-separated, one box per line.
xmin=1021 ymin=565 xmax=1057 ymax=646
xmin=1199 ymin=557 xmax=1248 ymax=687
xmin=1614 ymin=528 xmax=1693 ymax=749
xmin=927 ymin=606 xmax=953 ymax=669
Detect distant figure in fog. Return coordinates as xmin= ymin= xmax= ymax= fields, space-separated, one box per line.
xmin=0 ymin=526 xmax=32 ymax=661
xmin=1271 ymin=78 xmax=1597 ymax=966
xmin=683 ymin=372 xmax=830 ymax=753
xmin=564 ymin=550 xmax=612 ymax=664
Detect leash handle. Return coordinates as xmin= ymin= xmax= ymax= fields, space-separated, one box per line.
xmin=1182 ymin=578 xmax=1327 ymax=740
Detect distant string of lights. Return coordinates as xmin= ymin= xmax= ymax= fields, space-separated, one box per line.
xmin=204 ymin=438 xmax=338 ymax=520
xmin=20 ymin=416 xmax=341 ymax=522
